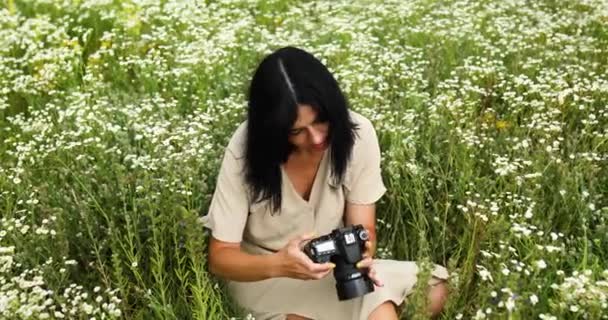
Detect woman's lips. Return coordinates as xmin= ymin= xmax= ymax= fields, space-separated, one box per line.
xmin=312 ymin=141 xmax=327 ymax=150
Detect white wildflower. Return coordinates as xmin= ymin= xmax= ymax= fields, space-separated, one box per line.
xmin=536 ymin=260 xmax=547 ymax=270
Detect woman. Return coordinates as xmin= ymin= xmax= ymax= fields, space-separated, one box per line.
xmin=201 ymin=47 xmax=448 ymax=320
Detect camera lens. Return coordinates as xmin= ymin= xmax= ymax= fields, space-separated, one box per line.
xmin=335 ymin=273 xmax=374 ymax=301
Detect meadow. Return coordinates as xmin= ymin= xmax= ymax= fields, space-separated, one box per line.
xmin=1 ymin=0 xmax=607 ymax=319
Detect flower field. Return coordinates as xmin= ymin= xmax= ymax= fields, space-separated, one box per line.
xmin=1 ymin=0 xmax=607 ymax=319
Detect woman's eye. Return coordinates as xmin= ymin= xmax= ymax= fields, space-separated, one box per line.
xmin=289 ymin=129 xmax=303 ymax=135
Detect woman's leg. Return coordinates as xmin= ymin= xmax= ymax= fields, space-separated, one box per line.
xmin=427 ymin=279 xmax=449 ymax=318
xmin=368 ymin=301 xmax=399 ymax=320
xmin=368 ymin=278 xmax=448 ymax=320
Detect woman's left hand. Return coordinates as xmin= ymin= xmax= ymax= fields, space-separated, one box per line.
xmin=356 ymin=241 xmax=384 ymax=287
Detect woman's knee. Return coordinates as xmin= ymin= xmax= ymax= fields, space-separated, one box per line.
xmin=368 ymin=301 xmax=398 ymax=320
xmin=427 ymin=279 xmax=449 ymax=317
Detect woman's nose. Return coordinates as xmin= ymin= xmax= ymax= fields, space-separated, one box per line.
xmin=309 ymin=128 xmax=324 ymax=144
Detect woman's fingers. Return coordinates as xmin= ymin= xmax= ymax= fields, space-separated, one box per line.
xmin=368 ymin=266 xmax=384 ymax=287
xmin=363 ymin=241 xmax=373 ymax=259
xmin=311 ymin=266 xmax=334 ymax=280
xmin=309 ymin=262 xmax=335 ymax=273
xmin=356 ymin=257 xmax=384 ymax=287
xmin=356 ymin=256 xmax=373 ymax=269
xmin=298 ymin=262 xmax=334 ymax=280
xmin=281 ymin=232 xmax=336 ymax=280
xmin=293 ymin=232 xmax=316 ymax=249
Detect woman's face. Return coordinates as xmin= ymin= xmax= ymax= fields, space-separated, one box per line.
xmin=287 ymin=104 xmax=329 ymax=153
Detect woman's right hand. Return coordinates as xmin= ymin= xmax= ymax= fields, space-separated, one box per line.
xmin=273 ymin=232 xmax=335 ymax=280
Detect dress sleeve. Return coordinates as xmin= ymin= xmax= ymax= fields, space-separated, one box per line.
xmin=343 ymin=119 xmax=387 ymax=205
xmin=200 ymin=147 xmax=249 ymax=243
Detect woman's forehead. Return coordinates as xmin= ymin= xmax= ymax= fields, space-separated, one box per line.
xmin=292 ymin=104 xmax=318 ymax=128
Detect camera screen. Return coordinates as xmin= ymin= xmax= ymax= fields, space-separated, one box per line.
xmin=315 ymin=240 xmax=336 ymax=254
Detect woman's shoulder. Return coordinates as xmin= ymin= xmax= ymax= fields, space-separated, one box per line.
xmin=349 ymin=110 xmax=370 ymax=126
xmin=225 ymin=120 xmax=248 ymax=158
xmin=349 ymin=110 xmax=377 ymax=144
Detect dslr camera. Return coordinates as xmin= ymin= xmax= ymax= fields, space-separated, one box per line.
xmin=303 ymin=224 xmax=374 ymax=300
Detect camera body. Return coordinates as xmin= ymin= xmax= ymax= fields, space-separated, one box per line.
xmin=303 ymin=224 xmax=374 ymax=300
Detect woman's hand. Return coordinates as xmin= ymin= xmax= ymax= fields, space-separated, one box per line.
xmin=356 ymin=241 xmax=384 ymax=287
xmin=273 ymin=233 xmax=335 ymax=280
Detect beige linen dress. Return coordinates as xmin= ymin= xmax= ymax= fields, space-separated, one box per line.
xmin=201 ymin=111 xmax=448 ymax=320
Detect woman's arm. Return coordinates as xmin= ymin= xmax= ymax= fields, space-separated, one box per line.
xmin=343 ymin=202 xmax=384 ymax=287
xmin=208 ymin=234 xmax=335 ymax=282
xmin=343 ymin=202 xmax=377 ymax=257
xmin=208 ymin=237 xmax=280 ymax=281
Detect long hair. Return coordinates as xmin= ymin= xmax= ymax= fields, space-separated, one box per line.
xmin=245 ymin=46 xmax=357 ymax=213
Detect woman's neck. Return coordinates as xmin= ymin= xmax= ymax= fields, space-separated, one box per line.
xmin=287 ymin=148 xmax=324 ymax=166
